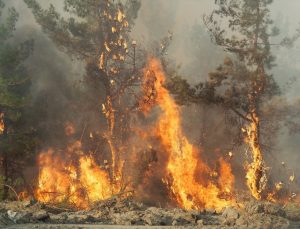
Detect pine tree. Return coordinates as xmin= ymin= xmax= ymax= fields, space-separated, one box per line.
xmin=24 ymin=0 xmax=141 ymax=183
xmin=200 ymin=0 xmax=281 ymax=199
xmin=0 ymin=0 xmax=34 ymax=199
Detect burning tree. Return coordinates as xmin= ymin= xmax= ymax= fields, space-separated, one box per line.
xmin=24 ymin=0 xmax=142 ymax=201
xmin=201 ymin=0 xmax=300 ymax=200
xmin=137 ymin=59 xmax=235 ymax=211
xmin=0 ymin=0 xmax=34 ymax=199
xmin=166 ymin=0 xmax=289 ymax=200
xmin=198 ymin=0 xmax=284 ymax=199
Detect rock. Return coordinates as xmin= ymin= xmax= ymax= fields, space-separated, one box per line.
xmin=32 ymin=210 xmax=49 ymax=221
xmin=196 ymin=219 xmax=204 ymax=225
xmin=249 ymin=213 xmax=289 ymax=229
xmin=171 ymin=211 xmax=196 ymax=225
xmin=283 ymin=203 xmax=300 ymax=221
xmin=172 ymin=219 xmax=178 ymax=226
xmin=222 ymin=207 xmax=239 ymax=220
xmin=0 ymin=213 xmax=14 ymax=226
xmin=235 ymin=216 xmax=248 ymax=227
xmin=205 ymin=208 xmax=216 ymax=214
xmin=22 ymin=200 xmax=32 ymax=208
xmin=143 ymin=213 xmax=160 ymax=225
xmin=66 ymin=214 xmax=93 ymax=224
xmin=245 ymin=200 xmax=264 ymax=215
xmin=112 ymin=211 xmax=143 ymax=225
xmin=49 ymin=213 xmax=67 ymax=223
xmin=263 ymin=202 xmax=285 ymax=217
xmin=7 ymin=210 xmax=30 ymax=223
xmin=142 ymin=207 xmax=173 ymax=226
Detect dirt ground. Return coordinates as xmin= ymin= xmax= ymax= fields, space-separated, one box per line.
xmin=0 ymin=198 xmax=299 ymax=229
xmin=3 ymin=222 xmax=300 ymax=229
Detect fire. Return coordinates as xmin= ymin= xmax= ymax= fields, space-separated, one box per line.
xmin=116 ymin=9 xmax=125 ymax=23
xmin=141 ymin=59 xmax=235 ymax=211
xmin=244 ymin=113 xmax=267 ymax=200
xmin=36 ymin=140 xmax=114 ymax=209
xmin=0 ymin=112 xmax=4 ymax=135
xmin=65 ymin=122 xmax=75 ymax=136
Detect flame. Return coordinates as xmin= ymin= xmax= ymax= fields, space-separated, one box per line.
xmin=218 ymin=158 xmax=235 ymax=194
xmin=117 ymin=9 xmax=125 ymax=23
xmin=0 ymin=112 xmax=4 ymax=135
xmin=99 ymin=53 xmax=105 ymax=70
xmin=142 ymin=59 xmax=234 ymax=211
xmin=104 ymin=42 xmax=111 ymax=52
xmin=244 ymin=113 xmax=267 ymax=200
xmin=65 ymin=122 xmax=75 ymax=136
xmin=35 ymin=141 xmax=114 ymax=209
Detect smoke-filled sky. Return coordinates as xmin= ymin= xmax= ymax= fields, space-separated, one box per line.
xmin=6 ymin=0 xmax=300 ymax=173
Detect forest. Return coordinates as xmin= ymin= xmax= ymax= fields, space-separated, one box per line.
xmin=0 ymin=0 xmax=300 ymax=228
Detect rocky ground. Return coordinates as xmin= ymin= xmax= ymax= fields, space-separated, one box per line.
xmin=0 ymin=198 xmax=299 ymax=229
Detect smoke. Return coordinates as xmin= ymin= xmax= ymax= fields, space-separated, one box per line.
xmin=5 ymin=0 xmax=300 ymax=195
xmin=132 ymin=0 xmax=300 ymax=180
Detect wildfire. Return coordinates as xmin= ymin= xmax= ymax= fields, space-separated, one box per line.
xmin=141 ymin=59 xmax=235 ymax=211
xmin=0 ymin=112 xmax=4 ymax=134
xmin=36 ymin=140 xmax=116 ymax=209
xmin=243 ymin=113 xmax=267 ymax=200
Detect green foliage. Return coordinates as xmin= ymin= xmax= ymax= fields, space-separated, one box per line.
xmin=24 ymin=0 xmax=143 ymax=164
xmin=0 ymin=175 xmax=25 ymax=200
xmin=168 ymin=0 xmax=281 ymax=118
xmin=165 ymin=68 xmax=196 ymax=106
xmin=24 ymin=0 xmax=141 ymax=105
xmin=0 ymin=1 xmax=35 ymax=199
xmin=200 ymin=0 xmax=281 ymax=120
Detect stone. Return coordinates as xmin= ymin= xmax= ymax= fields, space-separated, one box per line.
xmin=22 ymin=200 xmax=33 ymax=208
xmin=32 ymin=210 xmax=49 ymax=221
xmin=142 ymin=207 xmax=173 ymax=226
xmin=263 ymin=202 xmax=285 ymax=217
xmin=222 ymin=207 xmax=239 ymax=220
xmin=196 ymin=219 xmax=204 ymax=225
xmin=7 ymin=210 xmax=30 ymax=223
xmin=245 ymin=200 xmax=264 ymax=215
xmin=66 ymin=214 xmax=92 ymax=224
xmin=112 ymin=211 xmax=143 ymax=225
xmin=205 ymin=208 xmax=216 ymax=214
xmin=0 ymin=212 xmax=14 ymax=226
xmin=235 ymin=216 xmax=248 ymax=226
xmin=283 ymin=203 xmax=300 ymax=221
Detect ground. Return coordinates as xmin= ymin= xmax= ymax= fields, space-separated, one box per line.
xmin=0 ymin=198 xmax=299 ymax=229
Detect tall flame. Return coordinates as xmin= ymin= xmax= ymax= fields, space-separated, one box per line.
xmin=244 ymin=113 xmax=267 ymax=200
xmin=0 ymin=112 xmax=4 ymax=135
xmin=143 ymin=59 xmax=234 ymax=211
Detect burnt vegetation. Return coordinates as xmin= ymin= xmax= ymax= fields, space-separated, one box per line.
xmin=0 ymin=0 xmax=299 ymax=227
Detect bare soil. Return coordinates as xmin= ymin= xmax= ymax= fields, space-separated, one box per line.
xmin=0 ymin=198 xmax=299 ymax=229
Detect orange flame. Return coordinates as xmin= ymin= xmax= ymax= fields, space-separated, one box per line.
xmin=0 ymin=112 xmax=4 ymax=135
xmin=65 ymin=122 xmax=75 ymax=136
xmin=142 ymin=59 xmax=235 ymax=211
xmin=35 ymin=141 xmax=114 ymax=209
xmin=244 ymin=113 xmax=267 ymax=200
